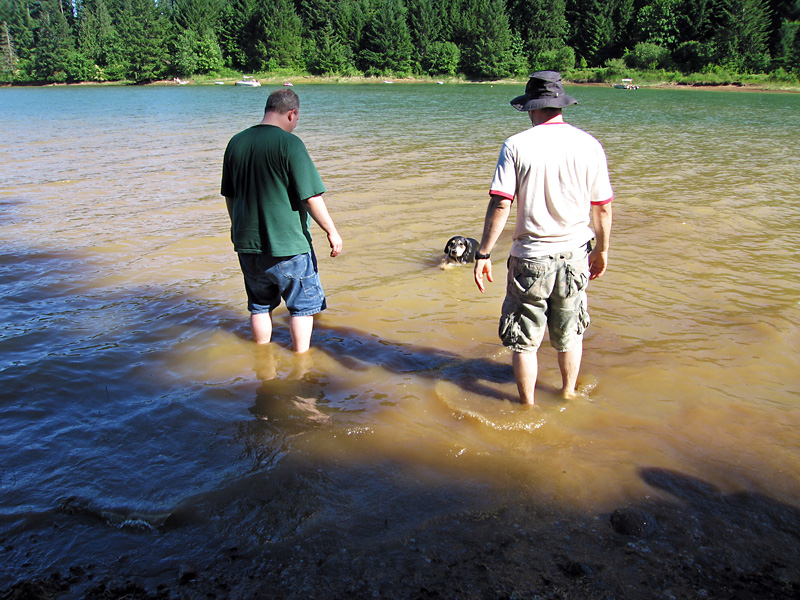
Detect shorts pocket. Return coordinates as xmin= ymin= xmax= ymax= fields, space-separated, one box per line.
xmin=277 ymin=253 xmax=314 ymax=280
xmin=558 ymin=261 xmax=589 ymax=299
xmin=509 ymin=259 xmax=549 ymax=299
xmin=499 ymin=312 xmax=521 ymax=347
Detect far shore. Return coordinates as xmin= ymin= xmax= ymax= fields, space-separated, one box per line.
xmin=5 ymin=73 xmax=799 ymax=93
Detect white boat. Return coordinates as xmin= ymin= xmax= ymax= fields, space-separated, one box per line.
xmin=235 ymin=76 xmax=261 ymax=87
xmin=613 ymin=78 xmax=639 ymax=90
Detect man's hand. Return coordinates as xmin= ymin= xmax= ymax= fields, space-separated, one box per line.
xmin=328 ymin=231 xmax=342 ymax=257
xmin=474 ymin=258 xmax=493 ymax=293
xmin=588 ymin=249 xmax=608 ymax=279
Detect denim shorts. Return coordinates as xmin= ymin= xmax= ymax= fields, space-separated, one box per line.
xmin=238 ymin=251 xmax=327 ymax=317
xmin=499 ymin=245 xmax=591 ymax=353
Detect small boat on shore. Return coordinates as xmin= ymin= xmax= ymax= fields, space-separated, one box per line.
xmin=235 ymin=76 xmax=261 ymax=87
xmin=613 ymin=78 xmax=639 ymax=90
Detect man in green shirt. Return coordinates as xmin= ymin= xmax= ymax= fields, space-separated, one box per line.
xmin=221 ymin=89 xmax=342 ymax=353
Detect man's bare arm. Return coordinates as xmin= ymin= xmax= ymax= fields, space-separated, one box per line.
xmin=474 ymin=195 xmax=512 ymax=293
xmin=304 ymin=195 xmax=343 ymax=257
xmin=589 ymin=202 xmax=612 ymax=280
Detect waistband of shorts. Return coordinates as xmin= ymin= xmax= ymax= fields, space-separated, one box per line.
xmin=513 ymin=240 xmax=592 ymax=261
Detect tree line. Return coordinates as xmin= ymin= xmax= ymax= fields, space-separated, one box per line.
xmin=2 ymin=0 xmax=800 ymax=84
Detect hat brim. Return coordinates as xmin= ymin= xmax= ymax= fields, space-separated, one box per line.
xmin=510 ymin=93 xmax=578 ymax=111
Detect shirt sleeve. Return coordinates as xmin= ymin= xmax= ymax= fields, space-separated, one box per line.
xmin=489 ymin=140 xmax=517 ymax=201
xmin=287 ymin=137 xmax=327 ymax=202
xmin=589 ymin=142 xmax=614 ymax=205
xmin=220 ymin=141 xmax=234 ymax=198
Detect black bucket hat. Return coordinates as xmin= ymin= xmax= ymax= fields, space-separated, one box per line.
xmin=510 ymin=71 xmax=578 ymax=111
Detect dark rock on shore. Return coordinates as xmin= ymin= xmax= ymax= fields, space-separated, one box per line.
xmin=610 ymin=507 xmax=658 ymax=538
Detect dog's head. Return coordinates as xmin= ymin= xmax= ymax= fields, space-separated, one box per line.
xmin=444 ymin=236 xmax=477 ymax=263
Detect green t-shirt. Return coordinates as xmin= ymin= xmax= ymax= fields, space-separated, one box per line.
xmin=221 ymin=124 xmax=327 ymax=256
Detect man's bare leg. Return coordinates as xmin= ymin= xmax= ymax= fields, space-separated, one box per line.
xmin=558 ymin=343 xmax=583 ymax=398
xmin=512 ymin=350 xmax=538 ymax=405
xmin=289 ymin=315 xmax=314 ymax=353
xmin=251 ymin=312 xmax=273 ymax=344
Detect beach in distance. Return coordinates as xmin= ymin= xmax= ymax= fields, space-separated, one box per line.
xmin=1 ymin=82 xmax=799 ymax=599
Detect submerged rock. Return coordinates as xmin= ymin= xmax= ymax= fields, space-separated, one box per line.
xmin=610 ymin=507 xmax=658 ymax=538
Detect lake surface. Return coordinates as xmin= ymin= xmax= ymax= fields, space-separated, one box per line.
xmin=1 ymin=82 xmax=799 ymax=594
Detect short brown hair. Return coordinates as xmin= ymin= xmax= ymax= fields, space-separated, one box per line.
xmin=265 ymin=88 xmax=299 ymax=114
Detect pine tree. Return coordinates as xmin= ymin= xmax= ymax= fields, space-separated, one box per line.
xmin=507 ymin=0 xmax=568 ymax=65
xmin=76 ymin=0 xmax=121 ymax=78
xmin=358 ymin=0 xmax=413 ymax=76
xmin=1 ymin=19 xmax=18 ymax=80
xmin=217 ymin=0 xmax=256 ymax=69
xmin=31 ymin=0 xmax=75 ymax=82
xmin=634 ymin=0 xmax=679 ymax=49
xmin=714 ymin=0 xmax=772 ymax=71
xmin=408 ymin=0 xmax=443 ymax=72
xmin=460 ymin=0 xmax=514 ymax=78
xmin=116 ymin=0 xmax=169 ymax=82
xmin=251 ymin=0 xmax=304 ymax=71
xmin=308 ymin=20 xmax=354 ymax=74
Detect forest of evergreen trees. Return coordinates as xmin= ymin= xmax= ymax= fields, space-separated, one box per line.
xmin=1 ymin=0 xmax=800 ymax=85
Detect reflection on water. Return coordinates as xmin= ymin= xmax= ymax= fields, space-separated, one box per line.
xmin=1 ymin=84 xmax=799 ymax=588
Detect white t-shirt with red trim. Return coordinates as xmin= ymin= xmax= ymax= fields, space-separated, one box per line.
xmin=490 ymin=121 xmax=613 ymax=258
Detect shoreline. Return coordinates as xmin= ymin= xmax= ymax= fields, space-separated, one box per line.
xmin=3 ymin=486 xmax=799 ymax=599
xmin=4 ymin=74 xmax=799 ymax=93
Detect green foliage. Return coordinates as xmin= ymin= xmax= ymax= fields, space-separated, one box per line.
xmin=31 ymin=0 xmax=74 ymax=82
xmin=624 ymin=42 xmax=672 ymax=69
xmin=790 ymin=19 xmax=800 ymax=74
xmin=252 ymin=0 xmax=304 ymax=71
xmin=425 ymin=40 xmax=459 ymax=75
xmin=307 ymin=21 xmax=355 ymax=75
xmin=672 ymin=40 xmax=713 ymax=73
xmin=603 ymin=57 xmax=629 ymax=75
xmin=1 ymin=0 xmax=798 ymax=84
xmin=531 ymin=46 xmax=576 ymax=72
xmin=636 ymin=0 xmax=679 ymax=48
xmin=508 ymin=0 xmax=568 ymax=62
xmin=1 ymin=19 xmax=18 ymax=80
xmin=358 ymin=0 xmax=414 ymax=76
xmin=774 ymin=20 xmax=798 ymax=68
xmin=460 ymin=0 xmax=514 ymax=78
xmin=713 ymin=0 xmax=772 ymax=72
xmin=116 ymin=0 xmax=169 ymax=83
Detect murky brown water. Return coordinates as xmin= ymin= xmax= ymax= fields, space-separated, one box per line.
xmin=1 ymin=83 xmax=799 ymax=593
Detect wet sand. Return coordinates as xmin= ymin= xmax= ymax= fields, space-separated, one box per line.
xmin=4 ymin=471 xmax=800 ymax=599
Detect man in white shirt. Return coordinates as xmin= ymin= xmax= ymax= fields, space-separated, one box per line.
xmin=474 ymin=71 xmax=613 ymax=405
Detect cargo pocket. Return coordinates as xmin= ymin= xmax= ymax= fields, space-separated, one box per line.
xmin=559 ymin=262 xmax=589 ymax=299
xmin=499 ymin=312 xmax=522 ymax=347
xmin=509 ymin=259 xmax=549 ymax=299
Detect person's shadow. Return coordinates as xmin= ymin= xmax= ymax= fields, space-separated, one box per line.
xmin=310 ymin=323 xmax=520 ymax=402
xmin=640 ymin=466 xmax=800 ymax=542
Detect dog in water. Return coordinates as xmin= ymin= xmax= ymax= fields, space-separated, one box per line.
xmin=442 ymin=236 xmax=480 ymax=268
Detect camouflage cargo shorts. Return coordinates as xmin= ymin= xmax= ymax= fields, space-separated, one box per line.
xmin=499 ymin=245 xmax=591 ymax=353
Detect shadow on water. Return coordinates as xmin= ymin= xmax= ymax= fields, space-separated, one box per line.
xmin=312 ymin=323 xmax=518 ymax=401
